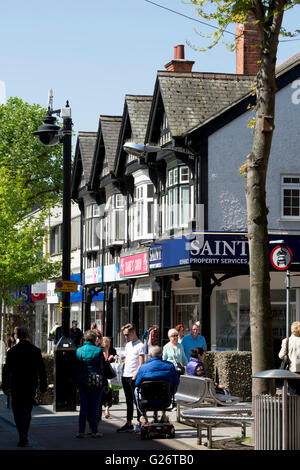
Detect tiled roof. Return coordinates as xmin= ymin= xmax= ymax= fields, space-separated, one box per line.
xmin=78 ymin=132 xmax=97 ymax=185
xmin=157 ymin=71 xmax=255 ymax=137
xmin=125 ymin=95 xmax=152 ymax=143
xmin=100 ymin=115 xmax=122 ymax=171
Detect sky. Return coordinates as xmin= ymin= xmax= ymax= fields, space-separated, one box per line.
xmin=0 ymin=0 xmax=299 ymax=141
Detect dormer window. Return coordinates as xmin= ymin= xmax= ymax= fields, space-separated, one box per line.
xmin=159 ymin=113 xmax=171 ymax=146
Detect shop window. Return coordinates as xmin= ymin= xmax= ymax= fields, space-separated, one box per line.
xmin=281 ymin=175 xmax=300 ymax=218
xmin=214 ymin=289 xmax=296 ymax=354
xmin=175 ymin=294 xmax=200 ymax=333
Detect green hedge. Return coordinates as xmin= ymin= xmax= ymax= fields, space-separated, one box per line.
xmin=204 ymin=351 xmax=252 ymax=401
xmin=38 ymin=352 xmax=252 ymax=404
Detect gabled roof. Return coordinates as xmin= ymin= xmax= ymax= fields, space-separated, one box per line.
xmin=184 ymin=52 xmax=300 ymax=142
xmin=71 ymin=131 xmax=97 ymax=200
xmin=114 ymin=95 xmax=152 ymax=176
xmin=89 ymin=115 xmax=122 ymax=192
xmin=100 ymin=115 xmax=123 ymax=173
xmin=146 ymin=71 xmax=254 ymax=143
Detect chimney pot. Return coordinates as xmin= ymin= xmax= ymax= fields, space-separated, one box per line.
xmin=165 ymin=45 xmax=194 ymax=73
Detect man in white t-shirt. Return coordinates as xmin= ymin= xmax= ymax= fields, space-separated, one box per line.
xmin=117 ymin=323 xmax=145 ymax=433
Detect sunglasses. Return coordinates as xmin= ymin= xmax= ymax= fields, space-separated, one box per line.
xmin=170 ymin=334 xmax=178 ymax=337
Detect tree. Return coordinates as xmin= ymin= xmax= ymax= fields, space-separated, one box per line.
xmin=0 ymin=97 xmax=63 ymax=343
xmin=188 ymin=0 xmax=299 ymax=395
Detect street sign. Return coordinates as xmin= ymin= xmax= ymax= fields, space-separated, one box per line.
xmin=270 ymin=245 xmax=293 ymax=270
xmin=55 ymin=280 xmax=78 ymax=292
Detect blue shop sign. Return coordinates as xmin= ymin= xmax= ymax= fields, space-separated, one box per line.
xmin=149 ymin=232 xmax=300 ymax=269
xmin=70 ymin=273 xmax=104 ymax=302
xmin=17 ymin=285 xmax=31 ymax=303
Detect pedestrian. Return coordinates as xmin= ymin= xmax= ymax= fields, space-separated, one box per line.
xmin=175 ymin=324 xmax=185 ymax=343
xmin=70 ymin=320 xmax=83 ymax=348
xmin=54 ymin=324 xmax=63 ymax=346
xmin=186 ymin=347 xmax=229 ymax=394
xmin=181 ymin=322 xmax=207 ymax=361
xmin=100 ymin=336 xmax=117 ymax=419
xmin=76 ymin=329 xmax=105 ymax=438
xmin=135 ymin=345 xmax=179 ymax=424
xmin=2 ymin=326 xmax=47 ymax=447
xmin=278 ymin=321 xmax=300 ymax=395
xmin=117 ymin=323 xmax=145 ymax=433
xmin=163 ymin=328 xmax=187 ymax=375
xmin=7 ymin=326 xmax=18 ymax=350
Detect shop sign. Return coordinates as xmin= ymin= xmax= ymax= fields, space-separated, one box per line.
xmin=150 ymin=233 xmax=300 ymax=269
xmin=103 ymin=264 xmax=121 ymax=282
xmin=84 ymin=266 xmax=102 ymax=285
xmin=120 ymin=252 xmax=149 ymax=277
xmin=47 ymin=282 xmax=59 ymax=304
xmin=132 ymin=279 xmax=153 ymax=303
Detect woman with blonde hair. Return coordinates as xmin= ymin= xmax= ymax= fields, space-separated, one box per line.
xmin=279 ymin=321 xmax=300 ymax=395
xmin=163 ymin=328 xmax=187 ymax=375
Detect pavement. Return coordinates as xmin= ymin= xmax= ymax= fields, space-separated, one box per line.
xmin=0 ymin=389 xmax=254 ymax=454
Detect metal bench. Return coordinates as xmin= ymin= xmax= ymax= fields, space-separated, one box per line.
xmin=174 ymin=375 xmax=240 ymax=423
xmin=181 ymin=405 xmax=253 ymax=448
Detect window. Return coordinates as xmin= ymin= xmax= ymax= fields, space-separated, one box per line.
xmin=159 ymin=113 xmax=171 ymax=146
xmin=71 ymin=216 xmax=81 ymax=250
xmin=131 ymin=183 xmax=154 ymax=241
xmin=281 ymin=175 xmax=300 ymax=218
xmin=106 ymin=194 xmax=126 ymax=245
xmin=85 ymin=204 xmax=100 ymax=252
xmin=49 ymin=224 xmax=61 ymax=255
xmin=166 ymin=166 xmax=192 ymax=229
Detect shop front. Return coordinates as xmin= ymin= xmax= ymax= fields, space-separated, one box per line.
xmin=119 ymin=250 xmax=160 ymax=345
xmin=150 ymin=232 xmax=300 ymax=353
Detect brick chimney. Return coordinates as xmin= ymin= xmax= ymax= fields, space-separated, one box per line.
xmin=164 ymin=45 xmax=195 ymax=72
xmin=236 ymin=16 xmax=261 ymax=75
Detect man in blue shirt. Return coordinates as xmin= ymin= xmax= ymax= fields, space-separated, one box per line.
xmin=135 ymin=346 xmax=179 ymax=423
xmin=181 ymin=323 xmax=207 ymax=361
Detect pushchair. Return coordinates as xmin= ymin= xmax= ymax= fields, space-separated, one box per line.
xmin=135 ymin=380 xmax=176 ymax=440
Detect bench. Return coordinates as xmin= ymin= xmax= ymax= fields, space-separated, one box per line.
xmin=174 ymin=375 xmax=240 ymax=423
xmin=181 ymin=405 xmax=253 ymax=448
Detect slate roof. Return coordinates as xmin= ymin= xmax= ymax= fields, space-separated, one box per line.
xmin=77 ymin=131 xmax=97 ymax=185
xmin=100 ymin=115 xmax=122 ymax=172
xmin=125 ymin=95 xmax=152 ymax=143
xmin=155 ymin=71 xmax=255 ymax=137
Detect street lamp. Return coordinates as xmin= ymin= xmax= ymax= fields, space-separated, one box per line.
xmin=34 ymin=92 xmax=76 ymax=411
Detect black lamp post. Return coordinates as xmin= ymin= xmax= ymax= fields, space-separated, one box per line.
xmin=34 ymin=94 xmax=77 ymax=411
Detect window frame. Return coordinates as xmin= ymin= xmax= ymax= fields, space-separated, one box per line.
xmin=281 ymin=174 xmax=300 ymax=220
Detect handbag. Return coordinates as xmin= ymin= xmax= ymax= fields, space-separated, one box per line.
xmin=280 ymin=337 xmax=291 ymax=370
xmin=104 ymin=360 xmax=117 ymax=380
xmin=175 ymin=361 xmax=185 ymax=376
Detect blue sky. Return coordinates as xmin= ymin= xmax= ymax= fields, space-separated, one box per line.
xmin=0 ymin=0 xmax=299 ymax=139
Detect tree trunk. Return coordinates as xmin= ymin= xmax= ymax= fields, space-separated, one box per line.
xmin=246 ymin=6 xmax=285 ymax=397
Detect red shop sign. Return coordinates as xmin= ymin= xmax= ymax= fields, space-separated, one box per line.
xmin=120 ymin=252 xmax=149 ymax=277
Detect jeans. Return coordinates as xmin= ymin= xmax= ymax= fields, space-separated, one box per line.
xmin=122 ymin=376 xmax=141 ymax=423
xmin=78 ymin=387 xmax=103 ymax=434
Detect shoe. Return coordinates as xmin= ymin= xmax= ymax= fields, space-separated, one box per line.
xmin=17 ymin=439 xmax=29 ymax=447
xmin=135 ymin=423 xmax=141 ymax=433
xmin=91 ymin=432 xmax=103 ymax=438
xmin=104 ymin=412 xmax=110 ymax=419
xmin=76 ymin=433 xmax=85 ymax=439
xmin=116 ymin=423 xmax=134 ymax=433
